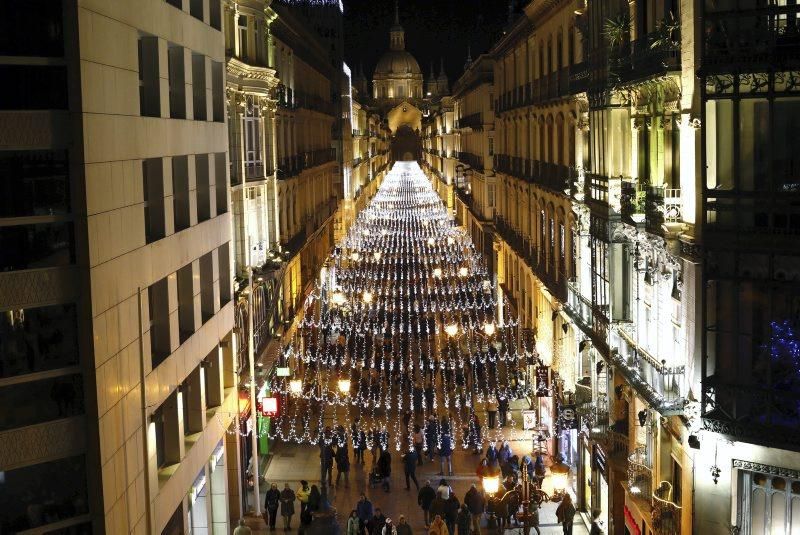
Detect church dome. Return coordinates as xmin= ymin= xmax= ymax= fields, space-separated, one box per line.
xmin=374 ymin=49 xmax=422 ymax=76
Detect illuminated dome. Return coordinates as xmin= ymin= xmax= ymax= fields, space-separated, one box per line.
xmin=374 ymin=50 xmax=422 ymax=76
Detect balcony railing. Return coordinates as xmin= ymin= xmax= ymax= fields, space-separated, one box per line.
xmin=652 ymin=491 xmax=682 ymax=535
xmin=494 ymin=154 xmax=576 ymax=194
xmin=277 ymin=148 xmax=336 ymax=179
xmin=457 ymin=112 xmax=483 ymax=130
xmin=275 ymin=86 xmax=334 ymax=115
xmin=493 ymin=215 xmax=568 ymax=301
xmin=703 ymin=3 xmax=800 ymax=67
xmin=458 ymin=151 xmax=484 ymax=170
xmin=495 ymin=66 xmax=581 ymax=113
xmin=627 ymin=449 xmax=653 ymax=498
xmin=616 ymin=33 xmax=681 ymax=84
xmin=589 ymin=424 xmax=629 ymax=460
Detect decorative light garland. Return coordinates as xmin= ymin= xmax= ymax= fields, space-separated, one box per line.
xmin=235 ymin=162 xmax=538 ymax=449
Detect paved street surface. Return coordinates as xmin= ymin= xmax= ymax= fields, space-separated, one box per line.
xmin=241 ymin=407 xmax=589 ymax=534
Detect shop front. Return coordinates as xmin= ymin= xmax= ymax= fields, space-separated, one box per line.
xmin=188 ymin=441 xmax=229 ymax=535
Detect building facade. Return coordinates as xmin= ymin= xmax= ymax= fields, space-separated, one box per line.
xmin=0 ymin=0 xmax=236 ymax=534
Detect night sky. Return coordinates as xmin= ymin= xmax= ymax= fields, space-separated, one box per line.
xmin=343 ymin=0 xmax=512 ymax=84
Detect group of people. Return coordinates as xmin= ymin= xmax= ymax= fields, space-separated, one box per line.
xmin=259 ymin=480 xmax=320 ymax=532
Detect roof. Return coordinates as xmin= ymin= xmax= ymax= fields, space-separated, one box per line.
xmin=374 ymin=49 xmax=422 ymax=76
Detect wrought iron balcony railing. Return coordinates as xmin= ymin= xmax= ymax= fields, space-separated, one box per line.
xmin=456 ymin=112 xmax=483 ymax=130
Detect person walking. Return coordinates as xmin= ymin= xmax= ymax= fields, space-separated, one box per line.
xmin=497 ymin=394 xmax=509 ymax=427
xmin=369 ymin=508 xmax=388 ymax=535
xmin=336 ymin=441 xmax=351 ymax=488
xmin=436 ymin=479 xmax=451 ymax=500
xmin=424 ymin=416 xmax=438 ymax=462
xmin=264 ymin=483 xmax=281 ymax=531
xmin=414 ymin=425 xmax=425 ymax=466
xmin=430 ymin=495 xmax=447 ymax=528
xmin=403 ymin=448 xmax=420 ymax=490
xmin=378 ymin=448 xmax=393 ymax=492
xmin=486 ymin=443 xmax=498 ymax=467
xmin=233 ymin=519 xmax=252 ymax=535
xmin=347 ymin=510 xmax=362 ymax=535
xmin=279 ymin=483 xmax=295 ymax=531
xmin=438 ymin=431 xmax=453 ymax=476
xmin=444 ymin=494 xmax=460 ymax=535
xmin=589 ymin=509 xmax=603 ymax=534
xmin=357 ymin=494 xmax=374 ymax=532
xmin=396 ymin=515 xmax=413 ymax=535
xmin=428 ymin=515 xmax=449 ymax=535
xmin=418 ymin=480 xmax=437 ymax=528
xmin=486 ymin=398 xmax=498 ymax=429
xmin=456 ymin=503 xmax=471 ymax=535
xmin=555 ymin=494 xmax=577 ymax=535
xmin=296 ymin=480 xmax=310 ymax=516
xmin=464 ymin=483 xmax=485 ymax=534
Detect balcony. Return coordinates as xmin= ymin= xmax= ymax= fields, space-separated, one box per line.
xmin=277 ymin=148 xmax=336 ymax=179
xmin=645 ymin=186 xmax=682 ymax=233
xmin=702 ymin=377 xmax=800 ymax=449
xmin=589 ymin=421 xmax=629 ymax=461
xmin=458 ymin=151 xmax=484 ymax=170
xmin=494 ymin=154 xmax=575 ymax=194
xmin=617 ymin=33 xmax=681 ymax=84
xmin=703 ymin=2 xmax=800 ymax=69
xmin=627 ymin=449 xmax=654 ymax=499
xmin=493 ymin=216 xmax=568 ymax=301
xmin=275 ymin=86 xmax=335 ymax=116
xmin=569 ymin=61 xmax=589 ymax=93
xmin=457 ymin=112 xmax=483 ymax=130
xmin=652 ymin=491 xmax=682 ymax=535
xmin=621 ymin=179 xmax=646 ymax=224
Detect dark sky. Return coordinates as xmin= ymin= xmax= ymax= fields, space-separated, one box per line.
xmin=343 ymin=0 xmax=512 ymax=83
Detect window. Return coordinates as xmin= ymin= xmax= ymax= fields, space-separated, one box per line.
xmin=238 ymin=15 xmax=248 ymax=60
xmin=488 ymin=137 xmax=494 ymax=156
xmin=0 ymin=65 xmax=67 ymax=110
xmin=209 ymin=0 xmax=221 ymax=30
xmin=181 ymin=367 xmax=203 ymax=435
xmin=149 ymin=277 xmax=171 ymax=368
xmin=192 ymin=54 xmax=207 ymax=120
xmin=0 ymin=0 xmax=64 ymax=57
xmin=489 ymin=93 xmax=494 ymax=110
xmin=143 ymin=158 xmax=166 ymax=242
xmin=215 ymin=152 xmax=228 ymax=215
xmin=190 ymin=0 xmax=204 ymax=21
xmin=0 ymin=150 xmax=69 ymax=217
xmin=153 ymin=391 xmax=181 ymax=469
xmin=671 ymin=457 xmax=682 ymax=504
xmin=487 ymin=183 xmax=496 ymax=208
xmin=0 ymin=373 xmax=83 ymax=431
xmin=166 ymin=0 xmax=182 ymax=8
xmin=217 ymin=243 xmax=232 ymax=306
xmin=168 ymin=44 xmax=186 ymax=119
xmin=172 ymin=155 xmax=190 ymax=232
xmin=177 ymin=263 xmax=196 ymax=344
xmin=211 ymin=61 xmax=224 ymax=122
xmin=1 ymin=304 xmax=79 ymax=379
xmin=203 ymin=349 xmax=222 ymax=409
xmin=243 ymin=98 xmax=263 ymax=178
xmin=397 ymin=85 xmax=405 ymax=97
xmin=195 ymin=154 xmax=211 ymax=223
xmin=139 ymin=35 xmax=160 ymax=117
xmin=199 ymin=251 xmax=215 ymax=323
xmin=162 ymin=501 xmax=185 ymax=535
xmin=0 ymin=222 xmax=75 ymax=271
xmin=0 ymin=455 xmax=88 ymax=533
xmin=739 ymin=468 xmax=800 ymax=533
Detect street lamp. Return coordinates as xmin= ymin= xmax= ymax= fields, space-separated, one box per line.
xmin=482 ymin=474 xmax=500 ymax=495
xmin=337 ymin=378 xmax=351 ymax=394
xmin=331 ymin=292 xmax=347 ymax=307
xmin=289 ymin=379 xmax=303 ymax=395
xmin=483 ymin=322 xmax=496 ymax=336
xmin=433 ymin=267 xmax=443 ymax=278
xmin=362 ymin=291 xmax=373 ymax=304
xmin=444 ymin=323 xmax=459 ymax=337
xmin=458 ymin=266 xmax=469 ymax=277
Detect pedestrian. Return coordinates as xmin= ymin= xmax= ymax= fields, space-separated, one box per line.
xmin=382 ymin=517 xmax=398 ymax=535
xmin=347 ymin=510 xmax=361 ymax=535
xmin=357 ymin=493 xmax=374 ymax=532
xmin=486 ymin=398 xmax=498 ymax=429
xmin=418 ymin=479 xmax=437 ymax=528
xmin=556 ymin=494 xmax=577 ymax=535
xmin=336 ymin=441 xmax=351 ymax=488
xmin=233 ymin=518 xmax=252 ymax=535
xmin=403 ymin=447 xmax=420 ymax=490
xmin=589 ymin=509 xmax=603 ymax=534
xmin=414 ymin=425 xmax=425 ymax=466
xmin=424 ymin=415 xmax=438 ymax=462
xmin=486 ymin=442 xmax=498 ymax=467
xmin=456 ymin=503 xmax=471 ymax=535
xmin=437 ymin=478 xmax=451 ymax=500
xmin=396 ymin=514 xmax=412 ymax=535
xmin=428 ymin=515 xmax=449 ymax=535
xmin=280 ymin=483 xmax=296 ymax=531
xmin=264 ymin=483 xmax=281 ymax=531
xmin=533 ymin=454 xmax=546 ymax=488
xmin=498 ymin=441 xmax=512 ymax=466
xmin=499 ymin=486 xmax=521 ymax=531
xmin=444 ymin=494 xmax=460 ymax=535
xmin=378 ymin=448 xmax=392 ymax=492
xmin=307 ymin=485 xmax=321 ymax=514
xmin=369 ymin=507 xmax=388 ymax=535
xmin=297 ymin=480 xmax=310 ymax=516
xmin=321 ymin=438 xmax=334 ymax=488
xmin=430 ymin=494 xmax=447 ymax=526
xmin=464 ymin=483 xmax=485 ymax=534
xmin=438 ymin=431 xmax=453 ymax=476
xmin=498 ymin=394 xmax=509 ymax=427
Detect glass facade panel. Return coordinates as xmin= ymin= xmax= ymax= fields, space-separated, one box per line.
xmin=0 ymin=222 xmax=75 ymax=271
xmin=0 ymin=373 xmax=83 ymax=431
xmin=0 ymin=150 xmax=70 ymax=218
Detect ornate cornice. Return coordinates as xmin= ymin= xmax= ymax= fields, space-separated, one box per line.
xmin=226 ymin=57 xmax=279 ymax=93
xmin=732 ymin=459 xmax=800 ymax=480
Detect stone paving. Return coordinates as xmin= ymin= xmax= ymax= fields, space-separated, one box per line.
xmin=240 ymin=411 xmax=589 ymax=535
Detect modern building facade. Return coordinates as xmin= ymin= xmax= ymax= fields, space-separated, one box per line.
xmin=0 ymin=1 xmax=236 ymax=534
